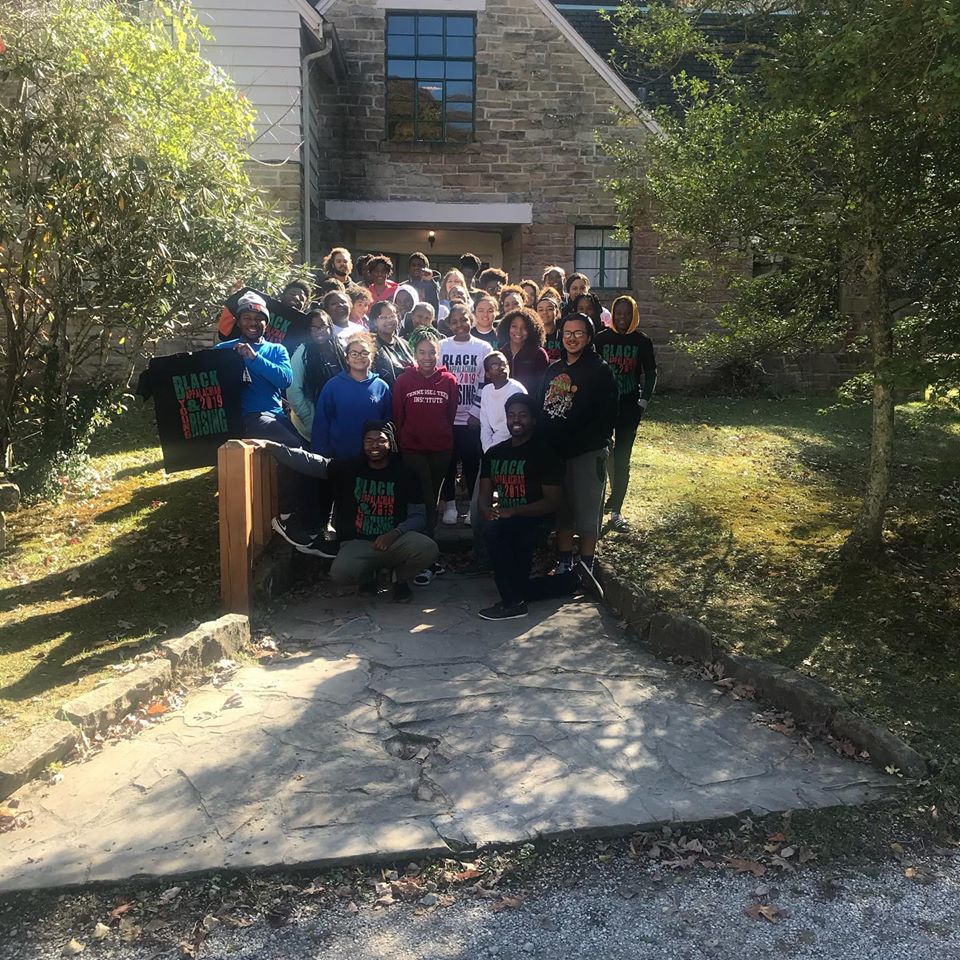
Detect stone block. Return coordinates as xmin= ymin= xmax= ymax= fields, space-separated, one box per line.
xmin=719 ymin=654 xmax=847 ymax=727
xmin=59 ymin=660 xmax=171 ymax=732
xmin=161 ymin=614 xmax=250 ymax=678
xmin=0 ymin=721 xmax=78 ymax=799
xmin=599 ymin=570 xmax=657 ymax=639
xmin=0 ymin=483 xmax=19 ymax=512
xmin=647 ymin=612 xmax=715 ymax=661
xmin=831 ymin=711 xmax=928 ymax=778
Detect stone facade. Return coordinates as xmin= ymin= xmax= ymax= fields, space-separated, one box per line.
xmin=247 ymin=160 xmax=303 ymax=251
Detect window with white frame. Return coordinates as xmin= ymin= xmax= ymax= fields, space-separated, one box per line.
xmin=574 ymin=227 xmax=631 ymax=289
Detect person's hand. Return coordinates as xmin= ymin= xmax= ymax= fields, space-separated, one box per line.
xmin=235 ymin=342 xmax=257 ymax=361
xmin=373 ymin=529 xmax=401 ymax=551
xmin=482 ymin=505 xmax=500 ymax=521
xmin=497 ymin=506 xmax=515 ymax=520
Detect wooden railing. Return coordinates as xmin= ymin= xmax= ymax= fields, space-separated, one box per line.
xmin=218 ymin=440 xmax=278 ymax=614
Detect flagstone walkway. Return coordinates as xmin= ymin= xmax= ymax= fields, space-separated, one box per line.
xmin=0 ymin=577 xmax=893 ymax=892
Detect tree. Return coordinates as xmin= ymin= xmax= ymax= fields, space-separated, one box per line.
xmin=0 ymin=0 xmax=293 ymax=492
xmin=602 ymin=0 xmax=960 ymax=555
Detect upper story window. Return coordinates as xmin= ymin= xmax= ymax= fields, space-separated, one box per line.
xmin=575 ymin=227 xmax=632 ymax=289
xmin=385 ymin=13 xmax=476 ymax=143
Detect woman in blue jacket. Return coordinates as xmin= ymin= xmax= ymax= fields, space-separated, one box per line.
xmin=312 ymin=331 xmax=392 ymax=458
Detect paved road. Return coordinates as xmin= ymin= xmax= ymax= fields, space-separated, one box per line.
xmin=0 ymin=577 xmax=892 ymax=892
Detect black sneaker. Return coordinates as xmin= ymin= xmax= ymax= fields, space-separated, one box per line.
xmin=392 ymin=581 xmax=413 ymax=604
xmin=292 ymin=534 xmax=339 ymax=558
xmin=575 ymin=561 xmax=604 ymax=603
xmin=272 ymin=516 xmax=314 ymax=551
xmin=478 ymin=601 xmax=528 ymax=621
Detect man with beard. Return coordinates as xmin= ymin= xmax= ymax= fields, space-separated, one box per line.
xmin=477 ymin=394 xmax=601 ymax=621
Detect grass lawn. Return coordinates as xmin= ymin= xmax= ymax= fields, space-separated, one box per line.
xmin=0 ymin=404 xmax=219 ymax=755
xmin=603 ymin=396 xmax=960 ymax=791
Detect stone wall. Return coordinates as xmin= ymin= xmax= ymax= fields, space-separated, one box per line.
xmin=247 ymin=160 xmax=303 ymax=255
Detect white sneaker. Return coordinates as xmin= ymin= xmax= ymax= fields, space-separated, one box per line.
xmin=442 ymin=501 xmax=459 ymax=525
xmin=463 ymin=509 xmax=471 ymax=525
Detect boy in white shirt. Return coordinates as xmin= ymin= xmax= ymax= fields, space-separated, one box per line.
xmin=470 ymin=351 xmax=527 ymax=452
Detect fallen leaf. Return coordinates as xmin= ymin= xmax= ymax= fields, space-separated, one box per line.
xmin=780 ymin=846 xmax=796 ymax=859
xmin=345 ymin=901 xmax=359 ymax=914
xmin=66 ymin=570 xmax=80 ymax=582
xmin=146 ymin=701 xmax=169 ymax=717
xmin=767 ymin=832 xmax=787 ymax=843
xmin=116 ymin=620 xmax=134 ymax=630
xmin=109 ymin=903 xmax=132 ymax=920
xmin=159 ymin=886 xmax=181 ymax=903
xmin=745 ymin=903 xmax=783 ymax=922
xmin=491 ymin=895 xmax=524 ymax=912
xmin=798 ymin=847 xmax=816 ymax=864
xmin=451 ymin=868 xmax=483 ymax=882
xmin=119 ymin=917 xmax=140 ymax=942
xmin=904 ymin=867 xmax=918 ymax=878
xmin=727 ymin=858 xmax=766 ymax=877
xmin=62 ymin=940 xmax=85 ymax=956
xmin=890 ymin=842 xmax=906 ymax=856
xmin=93 ymin=923 xmax=110 ymax=941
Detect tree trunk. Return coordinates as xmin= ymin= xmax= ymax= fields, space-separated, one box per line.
xmin=843 ymin=239 xmax=894 ymax=557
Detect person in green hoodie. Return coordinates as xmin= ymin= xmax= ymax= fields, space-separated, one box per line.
xmin=593 ymin=295 xmax=658 ymax=531
xmin=539 ymin=312 xmax=619 ymax=576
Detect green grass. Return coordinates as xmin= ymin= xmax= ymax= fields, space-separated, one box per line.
xmin=602 ymin=396 xmax=960 ymax=787
xmin=0 ymin=404 xmax=219 ymax=755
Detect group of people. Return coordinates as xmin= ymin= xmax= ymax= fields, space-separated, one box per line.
xmin=215 ymin=247 xmax=657 ymax=620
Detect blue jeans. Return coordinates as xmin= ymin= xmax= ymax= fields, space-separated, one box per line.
xmin=240 ymin=411 xmax=302 ymax=516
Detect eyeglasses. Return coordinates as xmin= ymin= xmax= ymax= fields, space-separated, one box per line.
xmin=347 ymin=349 xmax=371 ymax=358
xmin=563 ymin=330 xmax=589 ymax=341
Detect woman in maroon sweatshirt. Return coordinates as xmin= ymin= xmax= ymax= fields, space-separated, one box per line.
xmin=393 ymin=329 xmax=458 ymax=581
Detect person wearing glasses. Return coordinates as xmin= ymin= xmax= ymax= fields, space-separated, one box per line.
xmin=311 ymin=331 xmax=392 ymax=460
xmin=539 ymin=312 xmax=618 ymax=581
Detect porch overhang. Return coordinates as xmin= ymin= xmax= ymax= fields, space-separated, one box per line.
xmin=323 ymin=201 xmax=533 ymax=228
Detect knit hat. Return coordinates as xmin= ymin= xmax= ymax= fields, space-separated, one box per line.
xmin=236 ymin=291 xmax=269 ymax=319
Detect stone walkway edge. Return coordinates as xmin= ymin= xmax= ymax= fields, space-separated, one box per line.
xmin=599 ymin=569 xmax=928 ymax=778
xmin=0 ymin=615 xmax=250 ymax=800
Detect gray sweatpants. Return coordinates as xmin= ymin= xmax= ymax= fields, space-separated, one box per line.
xmin=329 ymin=532 xmax=439 ymax=584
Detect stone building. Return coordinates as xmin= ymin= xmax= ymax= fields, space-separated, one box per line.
xmin=190 ymin=0 xmax=859 ymax=389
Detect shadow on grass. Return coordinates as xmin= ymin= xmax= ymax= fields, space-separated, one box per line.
xmin=0 ymin=470 xmax=219 ymax=704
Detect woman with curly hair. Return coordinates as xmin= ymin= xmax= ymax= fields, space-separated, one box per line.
xmin=366 ymin=254 xmax=399 ymax=302
xmin=537 ymin=293 xmax=563 ymax=361
xmin=519 ymin=279 xmax=541 ymax=308
xmin=497 ymin=284 xmax=526 ymax=318
xmin=439 ymin=268 xmax=468 ymax=309
xmin=498 ymin=306 xmax=549 ymax=394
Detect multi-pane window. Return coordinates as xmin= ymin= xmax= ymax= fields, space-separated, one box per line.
xmin=574 ymin=228 xmax=632 ymax=289
xmin=385 ymin=13 xmax=476 ymax=143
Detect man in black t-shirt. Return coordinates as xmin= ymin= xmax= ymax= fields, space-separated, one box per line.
xmin=477 ymin=395 xmax=601 ymax=620
xmin=251 ymin=422 xmax=438 ymax=602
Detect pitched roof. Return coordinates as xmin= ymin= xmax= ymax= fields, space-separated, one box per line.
xmin=549 ymin=2 xmax=772 ymax=115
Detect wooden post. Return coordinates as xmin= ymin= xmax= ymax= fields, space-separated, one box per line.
xmin=218 ymin=441 xmax=254 ymax=614
xmin=251 ymin=449 xmax=276 ymax=556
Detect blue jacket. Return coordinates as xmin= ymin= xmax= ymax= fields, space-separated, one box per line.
xmin=215 ymin=339 xmax=292 ymax=417
xmin=312 ymin=371 xmax=392 ymax=458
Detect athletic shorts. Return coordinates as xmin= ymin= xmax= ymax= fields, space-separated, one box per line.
xmin=558 ymin=448 xmax=609 ymax=538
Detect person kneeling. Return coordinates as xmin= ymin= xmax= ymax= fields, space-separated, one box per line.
xmin=477 ymin=395 xmax=601 ymax=621
xmin=251 ymin=421 xmax=438 ymax=603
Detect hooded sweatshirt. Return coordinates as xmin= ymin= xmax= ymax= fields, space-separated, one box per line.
xmin=392 ymin=365 xmax=459 ymax=453
xmin=593 ymin=296 xmax=658 ymax=407
xmin=311 ymin=370 xmax=392 ymax=458
xmin=539 ymin=343 xmax=619 ymax=460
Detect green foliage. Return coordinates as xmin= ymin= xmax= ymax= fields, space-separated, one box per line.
xmin=601 ymin=0 xmax=960 ymax=549
xmin=0 ymin=0 xmax=294 ymax=488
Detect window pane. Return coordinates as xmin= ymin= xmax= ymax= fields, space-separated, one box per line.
xmin=387 ymin=34 xmax=415 ymax=56
xmin=581 ymin=268 xmax=600 ymax=286
xmin=446 ymin=121 xmax=472 ymax=142
xmin=446 ymin=80 xmax=473 ymax=101
xmin=603 ymin=269 xmax=629 ymax=288
xmin=446 ymin=16 xmax=474 ymax=36
xmin=388 ymin=15 xmax=415 ymax=34
xmin=605 ymin=249 xmax=630 ymax=270
xmin=418 ymin=35 xmax=443 ymax=56
xmin=604 ymin=229 xmax=630 ymax=248
xmin=416 ymin=59 xmax=444 ymax=78
xmin=576 ymin=229 xmax=603 ymax=248
xmin=419 ymin=122 xmax=443 ymax=141
xmin=445 ymin=101 xmax=472 ymax=123
xmin=387 ymin=95 xmax=414 ymax=118
xmin=445 ymin=61 xmax=473 ymax=80
xmin=387 ymin=59 xmax=415 ymax=78
xmin=576 ymin=250 xmax=600 ymax=271
xmin=418 ymin=16 xmax=443 ymax=34
xmin=446 ymin=36 xmax=474 ymax=57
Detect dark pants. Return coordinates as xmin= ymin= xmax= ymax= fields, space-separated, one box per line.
xmin=441 ymin=424 xmax=482 ymax=502
xmin=607 ymin=406 xmax=642 ymax=514
xmin=484 ymin=515 xmax=577 ymax=607
xmin=241 ymin=412 xmax=302 ymax=515
xmin=402 ymin=450 xmax=452 ymax=537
